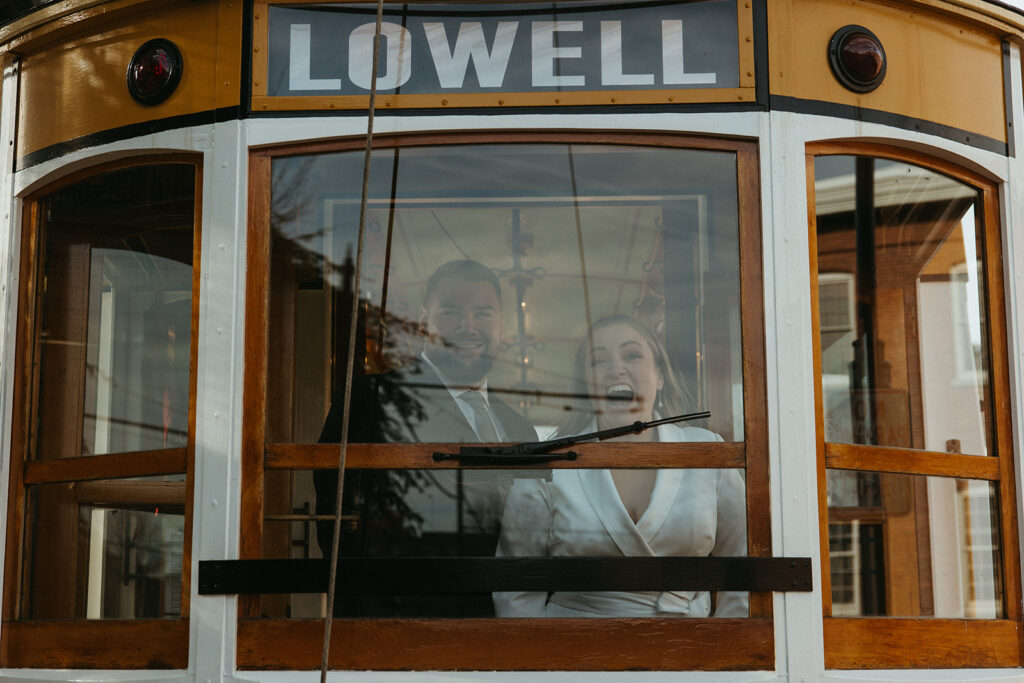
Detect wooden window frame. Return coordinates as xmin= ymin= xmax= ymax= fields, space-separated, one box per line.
xmin=807 ymin=141 xmax=1022 ymax=669
xmin=1 ymin=155 xmax=203 ymax=669
xmin=239 ymin=131 xmax=773 ymax=671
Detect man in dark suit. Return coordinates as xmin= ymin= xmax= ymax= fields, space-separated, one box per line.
xmin=315 ymin=259 xmax=536 ymax=617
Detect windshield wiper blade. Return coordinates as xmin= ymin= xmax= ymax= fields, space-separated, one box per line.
xmin=433 ymin=410 xmax=711 ymax=465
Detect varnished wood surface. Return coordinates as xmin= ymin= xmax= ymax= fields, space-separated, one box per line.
xmin=2 ymin=157 xmax=201 ymax=662
xmin=252 ymin=130 xmax=761 ymax=158
xmin=736 ymin=143 xmax=772 ymax=618
xmin=264 ymin=441 xmax=747 ymax=470
xmin=2 ymin=620 xmax=188 ymax=669
xmin=240 ymin=133 xmax=778 ymax=667
xmin=806 ymin=150 xmax=833 ymax=614
xmin=2 ymin=200 xmax=40 ymax=620
xmin=74 ymin=480 xmax=186 ymax=508
xmin=979 ymin=182 xmax=1023 ymax=622
xmin=239 ymin=153 xmax=273 ymax=619
xmin=23 ymin=448 xmax=187 ymax=484
xmin=181 ymin=162 xmax=204 ymax=619
xmin=825 ymin=442 xmax=1001 ymax=480
xmin=237 ymin=618 xmax=774 ymax=670
xmin=824 ymin=618 xmax=1022 ymax=669
xmin=808 ymin=142 xmax=1023 ymax=659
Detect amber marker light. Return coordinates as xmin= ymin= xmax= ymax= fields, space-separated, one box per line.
xmin=828 ymin=25 xmax=886 ymax=93
xmin=127 ymin=39 xmax=183 ymax=105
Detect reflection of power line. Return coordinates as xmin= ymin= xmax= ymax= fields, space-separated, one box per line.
xmin=81 ymin=413 xmax=188 ymax=439
xmin=389 ymin=380 xmax=613 ymax=405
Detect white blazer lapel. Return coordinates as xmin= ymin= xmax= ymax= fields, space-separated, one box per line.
xmin=636 ymin=468 xmax=683 ymax=541
xmin=578 ymin=469 xmax=655 ymax=557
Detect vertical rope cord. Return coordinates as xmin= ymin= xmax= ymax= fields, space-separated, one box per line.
xmin=320 ymin=0 xmax=386 ymax=677
xmin=567 ymin=145 xmax=594 ymax=338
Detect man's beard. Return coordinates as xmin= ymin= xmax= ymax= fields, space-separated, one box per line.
xmin=425 ymin=345 xmax=495 ymax=386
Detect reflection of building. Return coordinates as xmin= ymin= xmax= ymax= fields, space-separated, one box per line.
xmin=816 ymin=160 xmax=1000 ymax=619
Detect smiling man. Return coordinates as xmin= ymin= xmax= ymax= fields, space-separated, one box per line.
xmin=314 ymin=259 xmax=536 ymax=617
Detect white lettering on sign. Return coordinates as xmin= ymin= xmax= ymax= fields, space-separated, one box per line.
xmin=349 ymin=22 xmax=413 ymax=90
xmin=284 ymin=16 xmax=723 ymax=91
xmin=531 ymin=21 xmax=585 ymax=87
xmin=424 ymin=21 xmax=518 ymax=88
xmin=600 ymin=21 xmax=654 ymax=86
xmin=290 ymin=24 xmax=342 ymax=90
xmin=662 ymin=20 xmax=716 ymax=85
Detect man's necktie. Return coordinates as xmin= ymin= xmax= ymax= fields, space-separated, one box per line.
xmin=460 ymin=390 xmax=499 ymax=442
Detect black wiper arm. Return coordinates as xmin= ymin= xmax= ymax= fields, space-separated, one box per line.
xmin=433 ymin=410 xmax=711 ymax=465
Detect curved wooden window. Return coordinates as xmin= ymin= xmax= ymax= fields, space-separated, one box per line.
xmin=2 ymin=157 xmax=202 ymax=669
xmin=808 ymin=143 xmax=1021 ymax=668
xmin=240 ymin=132 xmax=770 ymax=670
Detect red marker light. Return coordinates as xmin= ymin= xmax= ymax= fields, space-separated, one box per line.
xmin=828 ymin=26 xmax=886 ymax=93
xmin=127 ymin=39 xmax=183 ymax=106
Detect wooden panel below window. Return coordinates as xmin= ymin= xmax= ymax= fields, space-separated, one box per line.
xmin=1 ymin=620 xmax=188 ymax=669
xmin=238 ymin=617 xmax=773 ymax=670
xmin=824 ymin=618 xmax=1022 ymax=669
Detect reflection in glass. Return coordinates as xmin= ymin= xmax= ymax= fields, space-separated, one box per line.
xmin=23 ymin=477 xmax=185 ymax=620
xmin=35 ymin=165 xmax=195 ymax=458
xmin=268 ymin=144 xmax=744 ymax=445
xmin=827 ymin=471 xmax=1002 ymax=618
xmin=815 ymin=156 xmax=991 ymax=455
xmin=264 ymin=142 xmax=748 ymax=620
xmin=264 ymin=467 xmax=747 ymax=619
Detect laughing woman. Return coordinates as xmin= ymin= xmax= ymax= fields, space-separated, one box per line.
xmin=494 ymin=315 xmax=748 ymax=618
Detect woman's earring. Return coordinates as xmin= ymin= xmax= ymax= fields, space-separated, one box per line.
xmin=657 ymin=394 xmax=664 ymax=410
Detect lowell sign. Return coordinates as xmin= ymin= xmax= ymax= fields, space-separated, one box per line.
xmin=266 ymin=1 xmax=740 ymax=97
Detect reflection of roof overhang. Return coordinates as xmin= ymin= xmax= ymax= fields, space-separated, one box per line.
xmin=816 ymin=165 xmax=976 ymax=216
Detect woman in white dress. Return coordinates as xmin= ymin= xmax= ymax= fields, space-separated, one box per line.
xmin=494 ymin=316 xmax=747 ymax=618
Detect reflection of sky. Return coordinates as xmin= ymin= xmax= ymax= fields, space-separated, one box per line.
xmin=960 ymin=210 xmax=982 ymax=348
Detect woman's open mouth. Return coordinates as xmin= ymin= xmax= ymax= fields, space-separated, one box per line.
xmin=606 ymin=384 xmax=635 ymax=403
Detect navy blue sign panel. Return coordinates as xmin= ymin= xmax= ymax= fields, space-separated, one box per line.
xmin=267 ymin=1 xmax=739 ymax=96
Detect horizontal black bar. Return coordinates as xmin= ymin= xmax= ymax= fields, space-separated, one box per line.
xmin=199 ymin=557 xmax=812 ymax=596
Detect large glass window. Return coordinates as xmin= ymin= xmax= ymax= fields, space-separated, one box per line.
xmin=3 ymin=159 xmax=199 ymax=667
xmin=810 ymin=147 xmax=1020 ymax=668
xmin=242 ymin=134 xmax=769 ymax=670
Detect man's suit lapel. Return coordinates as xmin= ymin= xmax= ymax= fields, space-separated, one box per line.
xmin=395 ymin=361 xmax=477 ymax=443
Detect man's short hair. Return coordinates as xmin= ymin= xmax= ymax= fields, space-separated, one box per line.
xmin=425 ymin=259 xmax=502 ymax=304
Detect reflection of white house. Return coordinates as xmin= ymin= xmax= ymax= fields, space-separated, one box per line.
xmin=817 ymin=163 xmax=998 ymax=619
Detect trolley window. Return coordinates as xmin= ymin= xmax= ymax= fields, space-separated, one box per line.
xmin=241 ymin=133 xmax=769 ymax=670
xmin=809 ymin=145 xmax=1021 ymax=668
xmin=2 ymin=158 xmax=201 ymax=668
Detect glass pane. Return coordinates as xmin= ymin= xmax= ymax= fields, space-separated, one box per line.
xmin=814 ymin=156 xmax=991 ymax=455
xmin=264 ymin=143 xmax=749 ymax=619
xmin=827 ymin=470 xmax=1002 ymax=618
xmin=35 ymin=165 xmax=195 ymax=459
xmin=265 ymin=467 xmax=747 ymax=619
xmin=268 ymin=144 xmax=744 ymax=444
xmin=22 ymin=476 xmax=185 ymax=620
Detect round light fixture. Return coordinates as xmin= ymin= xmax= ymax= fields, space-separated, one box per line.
xmin=127 ymin=39 xmax=183 ymax=106
xmin=828 ymin=25 xmax=886 ymax=93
